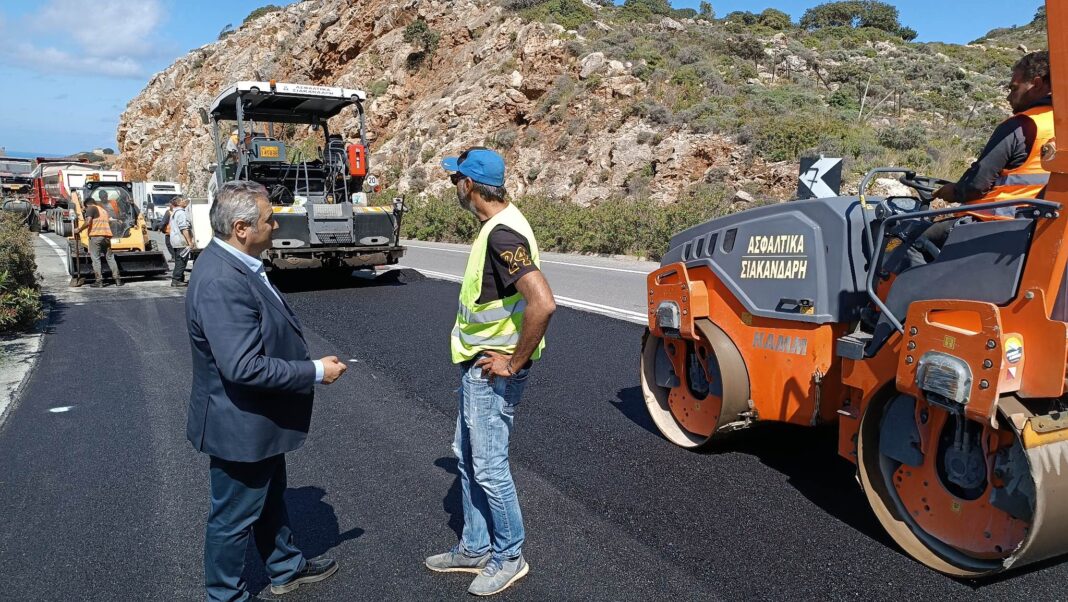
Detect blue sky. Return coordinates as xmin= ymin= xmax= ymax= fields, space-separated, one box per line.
xmin=0 ymin=0 xmax=1047 ymax=156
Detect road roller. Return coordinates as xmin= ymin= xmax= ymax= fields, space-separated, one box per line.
xmin=641 ymin=2 xmax=1068 ymax=576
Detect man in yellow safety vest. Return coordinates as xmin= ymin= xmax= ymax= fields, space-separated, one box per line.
xmin=425 ymin=147 xmax=556 ymax=596
xmin=934 ymin=51 xmax=1054 ymax=205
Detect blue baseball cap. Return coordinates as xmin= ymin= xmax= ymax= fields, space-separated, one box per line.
xmin=441 ymin=148 xmax=506 ymax=187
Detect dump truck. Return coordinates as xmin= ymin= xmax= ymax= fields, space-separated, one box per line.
xmin=641 ymin=1 xmax=1068 ymax=577
xmin=31 ymin=159 xmax=122 ymax=235
xmin=201 ymin=80 xmax=405 ymax=272
xmin=65 ymin=180 xmax=168 ymax=280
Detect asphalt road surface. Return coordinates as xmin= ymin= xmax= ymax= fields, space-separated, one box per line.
xmin=1 ymin=235 xmax=1066 ymax=600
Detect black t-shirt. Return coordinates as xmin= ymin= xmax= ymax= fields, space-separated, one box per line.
xmin=478 ymin=225 xmax=539 ymax=304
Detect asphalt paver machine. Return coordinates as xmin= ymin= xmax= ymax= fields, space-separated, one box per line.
xmin=66 ymin=181 xmax=168 ymax=279
xmin=641 ymin=2 xmax=1068 ymax=576
xmin=204 ymin=81 xmax=405 ymax=272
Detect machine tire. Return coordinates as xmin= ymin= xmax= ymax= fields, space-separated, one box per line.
xmin=65 ymin=240 xmax=78 ymax=278
xmin=640 ymin=320 xmax=750 ymax=449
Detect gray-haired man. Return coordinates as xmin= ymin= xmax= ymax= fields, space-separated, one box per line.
xmin=186 ymin=180 xmax=347 ymax=601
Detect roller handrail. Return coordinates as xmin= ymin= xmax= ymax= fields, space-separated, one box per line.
xmin=864 ymin=197 xmax=1062 ymax=335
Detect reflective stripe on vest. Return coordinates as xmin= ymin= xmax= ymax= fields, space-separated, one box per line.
xmin=88 ymin=206 xmax=112 ymax=237
xmin=450 ymin=203 xmax=545 ymax=364
xmin=458 ymin=298 xmax=528 ymax=324
xmin=993 ymin=173 xmax=1050 ymax=186
xmin=973 ymin=105 xmax=1055 ymax=203
xmin=451 ymin=325 xmax=521 ymax=348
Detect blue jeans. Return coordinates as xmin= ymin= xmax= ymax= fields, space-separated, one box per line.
xmin=454 ymin=357 xmax=530 ymax=561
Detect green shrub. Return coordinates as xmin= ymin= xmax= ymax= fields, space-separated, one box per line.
xmin=366 ymin=79 xmax=390 ymax=97
xmin=489 ymin=128 xmax=520 ymax=150
xmin=403 ymin=19 xmax=441 ymax=70
xmin=401 ymin=191 xmax=732 ymax=259
xmin=243 ymin=4 xmax=282 ymax=25
xmin=619 ymin=0 xmax=672 ymax=22
xmin=877 ymin=124 xmax=927 ymax=151
xmin=519 ymin=0 xmax=595 ymax=30
xmin=0 ymin=212 xmax=42 ymax=333
xmin=401 ymin=195 xmax=479 ymax=242
xmin=750 ymin=114 xmax=848 ymax=162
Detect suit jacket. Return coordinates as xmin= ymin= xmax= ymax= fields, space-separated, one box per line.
xmin=185 ymin=240 xmax=316 ymax=462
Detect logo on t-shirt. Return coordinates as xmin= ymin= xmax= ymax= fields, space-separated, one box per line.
xmin=500 ymin=246 xmax=532 ymax=275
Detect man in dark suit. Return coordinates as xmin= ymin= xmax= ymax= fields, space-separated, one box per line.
xmin=186 ymin=180 xmax=348 ymax=601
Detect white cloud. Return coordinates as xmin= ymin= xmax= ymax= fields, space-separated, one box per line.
xmin=33 ymin=0 xmax=163 ymax=59
xmin=3 ymin=43 xmax=144 ymax=78
xmin=0 ymin=0 xmax=164 ymax=78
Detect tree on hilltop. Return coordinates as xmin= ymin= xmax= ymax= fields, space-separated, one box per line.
xmin=800 ymin=1 xmax=917 ymax=41
xmin=758 ymin=8 xmax=793 ymax=30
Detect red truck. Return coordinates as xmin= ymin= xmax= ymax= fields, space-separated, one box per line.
xmin=30 ymin=158 xmax=122 ymax=234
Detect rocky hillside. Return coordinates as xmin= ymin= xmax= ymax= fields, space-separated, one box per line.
xmin=116 ymin=0 xmax=1040 ymax=205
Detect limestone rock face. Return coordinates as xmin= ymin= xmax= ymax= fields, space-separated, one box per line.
xmin=117 ymin=0 xmax=791 ymax=202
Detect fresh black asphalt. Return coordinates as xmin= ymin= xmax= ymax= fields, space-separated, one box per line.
xmin=0 ymin=272 xmax=1065 ymax=601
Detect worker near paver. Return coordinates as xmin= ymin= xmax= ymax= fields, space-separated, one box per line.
xmin=934 ymin=51 xmax=1053 ymax=205
xmin=160 ymin=197 xmax=176 ymax=261
xmin=425 ymin=147 xmax=556 ymax=596
xmin=169 ymin=196 xmax=194 ymax=288
xmin=185 ymin=180 xmax=347 ymax=602
xmin=74 ymin=198 xmax=122 ymax=288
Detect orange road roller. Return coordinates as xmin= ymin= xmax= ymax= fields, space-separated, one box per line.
xmin=643 ymin=163 xmax=1068 ymax=575
xmin=642 ymin=5 xmax=1068 ymax=572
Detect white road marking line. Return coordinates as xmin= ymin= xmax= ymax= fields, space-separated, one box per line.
xmin=390 ymin=265 xmax=649 ymax=325
xmin=403 ymin=243 xmax=651 ymax=274
xmin=38 ymin=234 xmax=67 ymax=261
xmin=48 ymin=406 xmax=74 ymax=413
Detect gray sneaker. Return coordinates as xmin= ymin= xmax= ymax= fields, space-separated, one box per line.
xmin=468 ymin=555 xmax=529 ymax=596
xmin=425 ymin=545 xmax=491 ymax=574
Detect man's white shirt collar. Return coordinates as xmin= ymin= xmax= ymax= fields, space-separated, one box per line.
xmin=215 ymin=238 xmax=266 ymax=275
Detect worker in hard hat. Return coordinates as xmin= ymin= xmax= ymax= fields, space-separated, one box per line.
xmin=934 ymin=51 xmax=1053 ymax=205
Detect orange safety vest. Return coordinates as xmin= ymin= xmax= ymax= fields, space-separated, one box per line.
xmin=972 ymin=105 xmax=1055 ymax=203
xmin=88 ymin=205 xmax=113 ymax=238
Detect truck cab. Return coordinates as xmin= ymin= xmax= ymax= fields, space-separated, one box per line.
xmin=133 ymin=181 xmax=183 ymax=229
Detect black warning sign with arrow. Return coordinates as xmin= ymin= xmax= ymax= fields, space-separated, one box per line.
xmin=797 ymin=156 xmax=843 ymax=199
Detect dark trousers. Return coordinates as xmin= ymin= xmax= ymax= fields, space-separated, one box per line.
xmin=173 ymin=247 xmax=189 ymax=283
xmin=205 ymin=454 xmax=305 ymax=602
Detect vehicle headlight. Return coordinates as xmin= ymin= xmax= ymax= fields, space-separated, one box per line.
xmin=916 ymin=351 xmax=972 ymax=405
xmin=656 ymin=301 xmax=681 ymax=332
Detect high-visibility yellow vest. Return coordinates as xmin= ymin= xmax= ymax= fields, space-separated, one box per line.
xmin=450 ymin=203 xmax=545 ymax=364
xmin=973 ymin=105 xmax=1055 ymax=203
